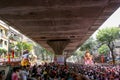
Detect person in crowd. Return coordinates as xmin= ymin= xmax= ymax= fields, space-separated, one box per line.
xmin=12 ymin=67 xmax=19 ymax=80
xmin=21 ymin=50 xmax=31 ymax=67
xmin=19 ymin=66 xmax=28 ymax=80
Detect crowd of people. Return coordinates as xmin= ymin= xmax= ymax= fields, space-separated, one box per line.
xmin=10 ymin=50 xmax=120 ymax=80
xmin=11 ymin=63 xmax=88 ymax=80
xmin=11 ymin=62 xmax=120 ymax=80
xmin=73 ymin=64 xmax=120 ymax=80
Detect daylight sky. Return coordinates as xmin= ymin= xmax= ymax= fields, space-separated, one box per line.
xmin=92 ymin=7 xmax=120 ymax=39
xmin=100 ymin=7 xmax=120 ymax=28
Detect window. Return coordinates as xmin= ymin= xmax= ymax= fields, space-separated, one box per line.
xmin=0 ymin=29 xmax=3 ymax=33
xmin=0 ymin=39 xmax=3 ymax=47
xmin=4 ymin=41 xmax=7 ymax=45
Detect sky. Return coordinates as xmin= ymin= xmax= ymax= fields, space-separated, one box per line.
xmin=100 ymin=7 xmax=120 ymax=28
xmin=92 ymin=7 xmax=120 ymax=39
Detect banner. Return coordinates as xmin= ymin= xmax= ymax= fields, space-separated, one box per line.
xmin=56 ymin=55 xmax=64 ymax=65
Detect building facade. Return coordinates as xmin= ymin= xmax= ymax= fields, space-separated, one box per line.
xmin=0 ymin=23 xmax=8 ymax=51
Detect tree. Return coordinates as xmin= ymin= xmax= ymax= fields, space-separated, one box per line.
xmin=46 ymin=50 xmax=54 ymax=62
xmin=96 ymin=27 xmax=120 ymax=64
xmin=41 ymin=48 xmax=46 ymax=61
xmin=22 ymin=42 xmax=33 ymax=51
xmin=73 ymin=49 xmax=84 ymax=63
xmin=80 ymin=37 xmax=97 ymax=54
xmin=40 ymin=48 xmax=54 ymax=62
xmin=0 ymin=48 xmax=7 ymax=56
xmin=16 ymin=41 xmax=33 ymax=56
xmin=98 ymin=44 xmax=110 ymax=55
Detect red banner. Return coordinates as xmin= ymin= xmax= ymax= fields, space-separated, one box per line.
xmin=8 ymin=54 xmax=10 ymax=63
xmin=12 ymin=50 xmax=14 ymax=58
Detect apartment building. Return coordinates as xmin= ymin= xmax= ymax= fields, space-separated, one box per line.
xmin=0 ymin=23 xmax=8 ymax=51
xmin=0 ymin=21 xmax=22 ymax=55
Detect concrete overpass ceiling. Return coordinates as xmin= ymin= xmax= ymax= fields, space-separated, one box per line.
xmin=0 ymin=0 xmax=120 ymax=53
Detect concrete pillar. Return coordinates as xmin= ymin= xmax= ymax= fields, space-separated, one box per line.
xmin=47 ymin=39 xmax=70 ymax=64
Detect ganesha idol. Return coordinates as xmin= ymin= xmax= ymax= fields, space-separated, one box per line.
xmin=84 ymin=51 xmax=94 ymax=65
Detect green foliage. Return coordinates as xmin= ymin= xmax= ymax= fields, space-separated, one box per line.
xmin=98 ymin=44 xmax=110 ymax=55
xmin=40 ymin=47 xmax=53 ymax=61
xmin=41 ymin=48 xmax=51 ymax=55
xmin=46 ymin=50 xmax=53 ymax=56
xmin=80 ymin=37 xmax=97 ymax=53
xmin=22 ymin=42 xmax=33 ymax=51
xmin=97 ymin=27 xmax=120 ymax=44
xmin=73 ymin=50 xmax=84 ymax=57
xmin=16 ymin=42 xmax=23 ymax=52
xmin=16 ymin=41 xmax=33 ymax=52
xmin=0 ymin=48 xmax=7 ymax=55
xmin=2 ymin=49 xmax=7 ymax=53
xmin=96 ymin=27 xmax=120 ymax=64
xmin=9 ymin=43 xmax=15 ymax=50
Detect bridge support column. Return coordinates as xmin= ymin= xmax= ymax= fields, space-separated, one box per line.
xmin=47 ymin=39 xmax=70 ymax=64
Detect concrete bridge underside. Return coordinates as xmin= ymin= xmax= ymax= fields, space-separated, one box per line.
xmin=0 ymin=0 xmax=120 ymax=55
